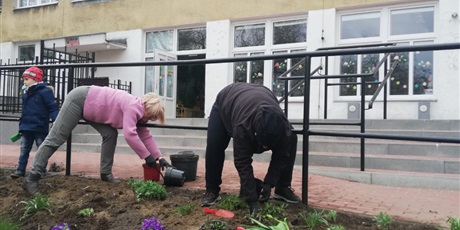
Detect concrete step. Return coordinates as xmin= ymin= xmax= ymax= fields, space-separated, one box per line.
xmin=70 ymin=133 xmax=460 ymax=158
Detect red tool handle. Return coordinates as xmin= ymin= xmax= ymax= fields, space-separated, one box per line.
xmin=203 ymin=207 xmax=217 ymax=214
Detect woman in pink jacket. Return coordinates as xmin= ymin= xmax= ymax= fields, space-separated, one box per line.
xmin=23 ymin=85 xmax=170 ymax=195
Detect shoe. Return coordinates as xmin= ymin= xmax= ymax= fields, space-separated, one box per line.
xmin=273 ymin=187 xmax=301 ymax=204
xmin=22 ymin=173 xmax=41 ymax=195
xmin=101 ymin=173 xmax=120 ymax=183
xmin=248 ymin=201 xmax=261 ymax=216
xmin=201 ymin=191 xmax=221 ymax=206
xmin=10 ymin=170 xmax=25 ymax=179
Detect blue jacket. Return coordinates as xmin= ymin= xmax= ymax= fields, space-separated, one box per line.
xmin=19 ymin=83 xmax=59 ymax=133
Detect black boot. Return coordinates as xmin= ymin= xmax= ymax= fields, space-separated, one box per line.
xmin=101 ymin=173 xmax=120 ymax=183
xmin=22 ymin=173 xmax=41 ymax=195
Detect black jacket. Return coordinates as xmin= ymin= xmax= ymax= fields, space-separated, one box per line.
xmin=214 ymin=83 xmax=294 ymax=202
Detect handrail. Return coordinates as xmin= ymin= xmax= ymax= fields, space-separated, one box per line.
xmin=316 ymin=42 xmax=396 ymax=51
xmin=368 ymin=60 xmax=399 ymax=109
xmin=277 ymin=66 xmax=322 ymax=103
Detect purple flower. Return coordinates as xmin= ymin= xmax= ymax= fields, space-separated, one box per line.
xmin=51 ymin=222 xmax=71 ymax=230
xmin=141 ymin=217 xmax=165 ymax=230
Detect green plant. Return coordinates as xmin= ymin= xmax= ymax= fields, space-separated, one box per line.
xmin=78 ymin=207 xmax=95 ymax=217
xmin=327 ymin=225 xmax=345 ymax=230
xmin=0 ymin=218 xmax=20 ymax=230
xmin=372 ymin=211 xmax=392 ymax=229
xmin=199 ymin=220 xmax=227 ymax=230
xmin=219 ymin=195 xmax=247 ymax=211
xmin=128 ymin=180 xmax=167 ymax=202
xmin=247 ymin=215 xmax=290 ymax=230
xmin=447 ymin=216 xmax=460 ymax=230
xmin=325 ymin=210 xmax=337 ymax=223
xmin=300 ymin=209 xmax=329 ymax=230
xmin=17 ymin=194 xmax=52 ymax=219
xmin=175 ymin=203 xmax=195 ymax=216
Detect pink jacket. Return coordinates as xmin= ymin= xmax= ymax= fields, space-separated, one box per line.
xmin=83 ymin=86 xmax=161 ymax=160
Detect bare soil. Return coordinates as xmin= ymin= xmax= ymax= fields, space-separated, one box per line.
xmin=0 ymin=167 xmax=440 ymax=230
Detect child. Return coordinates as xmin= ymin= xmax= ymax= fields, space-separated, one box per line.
xmin=11 ymin=66 xmax=59 ymax=178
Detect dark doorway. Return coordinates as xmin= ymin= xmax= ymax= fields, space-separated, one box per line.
xmin=176 ymin=54 xmax=206 ymax=118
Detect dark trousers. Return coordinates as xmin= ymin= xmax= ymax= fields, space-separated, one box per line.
xmin=205 ymin=105 xmax=231 ymax=193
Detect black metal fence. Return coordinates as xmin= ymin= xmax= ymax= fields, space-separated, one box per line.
xmin=1 ymin=42 xmax=459 ymax=206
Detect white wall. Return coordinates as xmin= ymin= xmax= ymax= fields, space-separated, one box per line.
xmin=204 ymin=20 xmax=232 ymax=118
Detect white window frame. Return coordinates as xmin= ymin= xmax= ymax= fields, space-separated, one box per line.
xmin=17 ymin=43 xmax=38 ymax=63
xmin=336 ymin=2 xmax=437 ymax=102
xmin=14 ymin=0 xmax=58 ymax=9
xmin=231 ymin=15 xmax=308 ymax=100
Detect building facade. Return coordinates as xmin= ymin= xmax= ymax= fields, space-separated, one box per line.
xmin=1 ymin=0 xmax=459 ymax=120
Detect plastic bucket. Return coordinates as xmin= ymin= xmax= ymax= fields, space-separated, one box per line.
xmin=142 ymin=163 xmax=160 ymax=182
xmin=170 ymin=151 xmax=199 ymax=182
xmin=163 ymin=167 xmax=185 ymax=186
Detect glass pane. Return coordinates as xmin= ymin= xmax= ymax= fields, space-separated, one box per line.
xmin=341 ymin=12 xmax=380 ymax=39
xmin=272 ymin=51 xmax=288 ymax=97
xmin=166 ymin=64 xmax=173 ymax=97
xmin=273 ymin=19 xmax=307 ymax=45
xmin=146 ymin=30 xmax=173 ymax=53
xmin=340 ymin=55 xmax=358 ymax=96
xmin=145 ymin=57 xmax=154 ymax=93
xmin=250 ymin=53 xmax=264 ymax=85
xmin=361 ymin=53 xmax=380 ymax=95
xmin=178 ymin=27 xmax=206 ymax=51
xmin=290 ymin=50 xmax=306 ymax=97
xmin=391 ymin=7 xmax=434 ymax=35
xmin=413 ymin=41 xmax=433 ymax=95
xmin=234 ymin=24 xmax=265 ymax=47
xmin=19 ymin=45 xmax=35 ymax=61
xmin=390 ymin=50 xmax=409 ymax=95
xmin=234 ymin=53 xmax=247 ymax=83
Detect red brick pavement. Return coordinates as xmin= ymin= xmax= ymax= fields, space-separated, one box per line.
xmin=1 ymin=144 xmax=458 ymax=229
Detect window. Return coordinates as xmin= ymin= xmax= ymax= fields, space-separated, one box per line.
xmin=232 ymin=17 xmax=307 ymax=97
xmin=339 ymin=5 xmax=435 ymax=97
xmin=146 ymin=30 xmax=173 ymax=53
xmin=234 ymin=24 xmax=265 ymax=47
xmin=178 ymin=27 xmax=206 ymax=51
xmin=233 ymin=52 xmax=264 ymax=84
xmin=390 ymin=7 xmax=434 ymax=36
xmin=341 ymin=12 xmax=380 ymax=39
xmin=18 ymin=45 xmax=35 ymax=62
xmin=18 ymin=0 xmax=57 ymax=8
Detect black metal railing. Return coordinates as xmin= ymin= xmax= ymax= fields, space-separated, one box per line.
xmin=1 ymin=42 xmax=459 ymax=207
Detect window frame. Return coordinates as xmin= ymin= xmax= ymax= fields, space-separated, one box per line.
xmin=14 ymin=0 xmax=58 ymax=9
xmin=336 ymin=3 xmax=437 ymax=101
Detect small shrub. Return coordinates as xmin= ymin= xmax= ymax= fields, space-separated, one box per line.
xmin=0 ymin=218 xmax=20 ymax=230
xmin=219 ymin=195 xmax=247 ymax=211
xmin=300 ymin=208 xmax=329 ymax=230
xmin=140 ymin=217 xmax=164 ymax=230
xmin=325 ymin=210 xmax=337 ymax=223
xmin=372 ymin=211 xmax=392 ymax=230
xmin=447 ymin=216 xmax=460 ymax=230
xmin=78 ymin=207 xmax=95 ymax=217
xmin=248 ymin=215 xmax=290 ymax=230
xmin=175 ymin=203 xmax=195 ymax=216
xmin=327 ymin=225 xmax=346 ymax=230
xmin=51 ymin=222 xmax=72 ymax=230
xmin=128 ymin=180 xmax=167 ymax=202
xmin=17 ymin=194 xmax=52 ymax=219
xmin=199 ymin=220 xmax=227 ymax=230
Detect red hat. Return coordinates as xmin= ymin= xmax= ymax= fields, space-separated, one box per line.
xmin=22 ymin=66 xmax=43 ymax=82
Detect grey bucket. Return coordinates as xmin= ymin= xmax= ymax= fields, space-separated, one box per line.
xmin=170 ymin=151 xmax=199 ymax=182
xmin=163 ymin=167 xmax=185 ymax=187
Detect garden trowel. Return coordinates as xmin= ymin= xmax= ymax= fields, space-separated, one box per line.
xmin=203 ymin=207 xmax=234 ymax=218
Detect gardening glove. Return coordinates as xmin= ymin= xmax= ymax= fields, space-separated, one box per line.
xmin=145 ymin=155 xmax=157 ymax=168
xmin=158 ymin=158 xmax=171 ymax=171
xmin=259 ymin=183 xmax=272 ymax=202
xmin=248 ymin=201 xmax=261 ymax=216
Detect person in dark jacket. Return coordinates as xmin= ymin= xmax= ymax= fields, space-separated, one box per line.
xmin=201 ymin=83 xmax=300 ymax=214
xmin=11 ymin=66 xmax=59 ymax=178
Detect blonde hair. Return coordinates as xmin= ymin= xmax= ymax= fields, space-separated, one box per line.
xmin=142 ymin=93 xmax=165 ymax=124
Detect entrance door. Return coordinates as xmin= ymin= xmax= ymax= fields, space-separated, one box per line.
xmin=154 ymin=50 xmax=177 ymax=118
